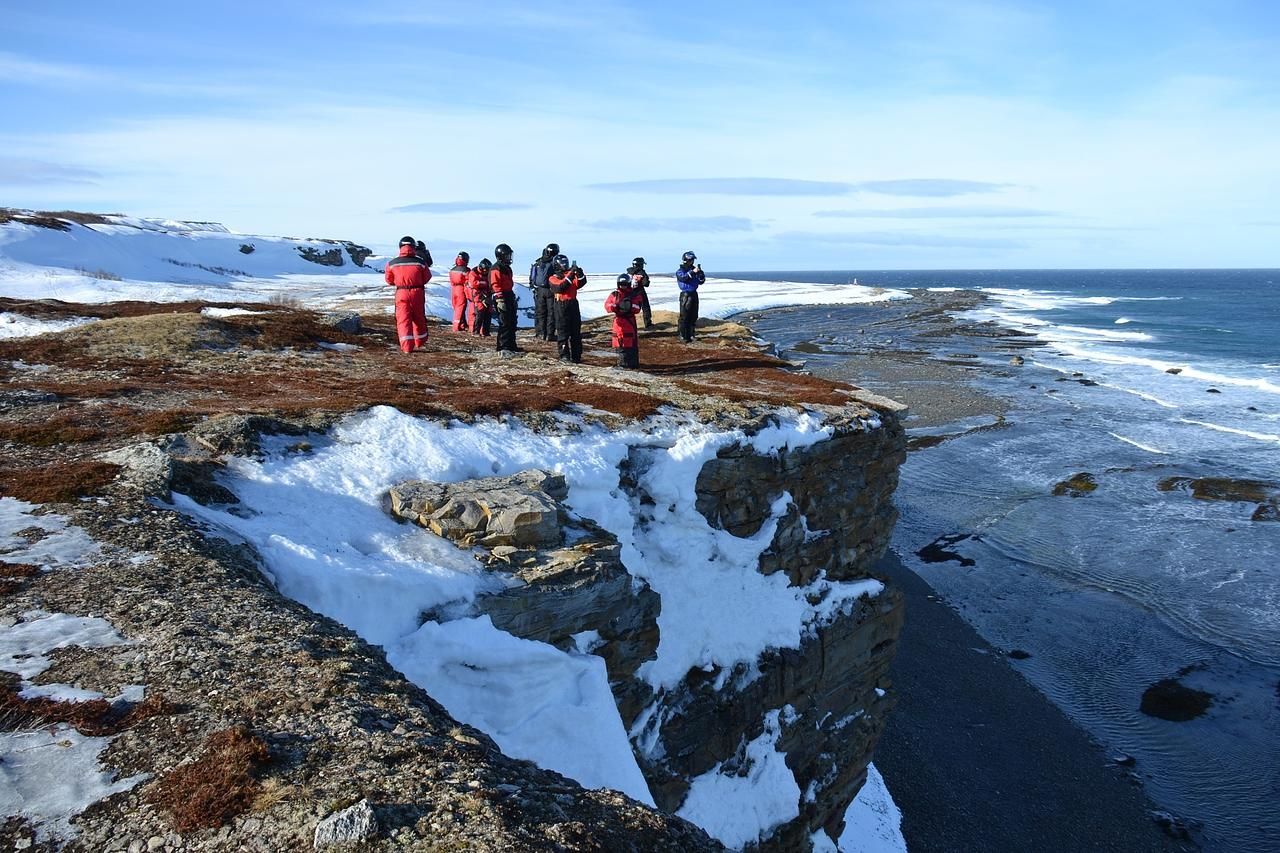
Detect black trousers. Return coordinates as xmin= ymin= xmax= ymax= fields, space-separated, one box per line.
xmin=554 ymin=300 xmax=582 ymax=363
xmin=495 ymin=296 xmax=518 ymax=351
xmin=638 ymin=286 xmax=652 ymax=327
xmin=678 ymin=291 xmax=699 ymax=342
xmin=615 ymin=345 xmax=639 ymax=368
xmin=533 ymin=287 xmax=556 ymax=340
xmin=471 ymin=306 xmax=491 ymax=336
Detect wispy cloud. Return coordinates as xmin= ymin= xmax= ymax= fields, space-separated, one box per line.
xmin=0 ymin=51 xmax=100 ymax=85
xmin=390 ymin=201 xmax=534 ymax=214
xmin=581 ymin=216 xmax=754 ymax=232
xmin=0 ymin=157 xmax=101 ymax=186
xmin=779 ymin=230 xmax=1027 ymax=249
xmin=853 ymin=179 xmax=1015 ymax=197
xmin=586 ymin=178 xmax=852 ymax=196
xmin=815 ymin=206 xmax=1054 ymax=219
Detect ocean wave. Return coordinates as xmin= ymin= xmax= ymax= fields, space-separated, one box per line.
xmin=1107 ymin=432 xmax=1167 ymax=454
xmin=1094 ymin=382 xmax=1179 ymax=408
xmin=1049 ymin=343 xmax=1280 ymax=396
xmin=979 ymin=288 xmax=1183 ymax=311
xmin=1114 ymin=317 xmax=1132 ymax=325
xmin=1053 ymin=324 xmax=1155 ymax=342
xmin=1178 ymin=419 xmax=1280 ymax=443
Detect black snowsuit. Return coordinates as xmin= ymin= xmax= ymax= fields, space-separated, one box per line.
xmin=626 ymin=265 xmax=653 ymax=328
xmin=551 ymin=269 xmax=584 ymax=363
xmin=530 ymin=256 xmax=557 ymax=341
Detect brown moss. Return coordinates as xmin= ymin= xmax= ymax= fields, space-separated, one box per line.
xmin=0 ymin=672 xmax=176 ymax=735
xmin=146 ymin=727 xmax=271 ymax=831
xmin=0 ymin=461 xmax=120 ymax=503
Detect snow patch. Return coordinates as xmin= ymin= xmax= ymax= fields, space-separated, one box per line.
xmin=0 ymin=498 xmax=100 ymax=568
xmin=0 ymin=312 xmax=96 ymax=339
xmin=0 ymin=611 xmax=127 ymax=682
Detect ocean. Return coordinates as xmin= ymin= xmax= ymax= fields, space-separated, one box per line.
xmin=737 ymin=270 xmax=1279 ymax=853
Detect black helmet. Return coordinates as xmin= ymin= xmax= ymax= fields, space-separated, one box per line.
xmin=616 ymin=273 xmax=633 ymax=288
xmin=552 ymin=254 xmax=570 ymax=271
xmin=416 ymin=240 xmax=426 ymax=251
xmin=543 ymin=242 xmax=560 ymax=257
xmin=632 ymin=257 xmax=646 ymax=267
xmin=476 ymin=257 xmax=492 ymax=271
xmin=399 ymin=235 xmax=415 ymax=247
xmin=454 ymin=251 xmax=470 ymax=265
xmin=681 ymin=251 xmax=697 ymax=264
xmin=495 ymin=243 xmax=513 ymax=259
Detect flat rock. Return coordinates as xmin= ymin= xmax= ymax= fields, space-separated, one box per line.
xmin=314 ymin=799 xmax=378 ymax=848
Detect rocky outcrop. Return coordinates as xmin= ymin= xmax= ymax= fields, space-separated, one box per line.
xmin=297 ymin=246 xmax=344 ymax=267
xmin=389 ymin=411 xmax=907 ymax=851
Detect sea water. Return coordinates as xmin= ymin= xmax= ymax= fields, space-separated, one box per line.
xmin=739 ymin=269 xmax=1279 ymax=853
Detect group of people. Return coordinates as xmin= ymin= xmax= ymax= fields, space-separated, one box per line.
xmin=385 ymin=236 xmax=706 ymax=367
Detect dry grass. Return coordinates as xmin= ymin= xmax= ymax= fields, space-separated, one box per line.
xmin=0 ymin=461 xmax=120 ymax=503
xmin=146 ymin=727 xmax=271 ymax=831
xmin=0 ymin=562 xmax=39 ymax=597
xmin=0 ymin=672 xmax=175 ymax=735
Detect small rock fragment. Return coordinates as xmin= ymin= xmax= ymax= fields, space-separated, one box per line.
xmin=314 ymin=799 xmax=379 ymax=848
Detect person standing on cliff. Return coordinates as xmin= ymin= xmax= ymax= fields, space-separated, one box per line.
xmin=529 ymin=242 xmax=559 ymax=341
xmin=491 ymin=243 xmax=520 ymax=353
xmin=448 ymin=251 xmax=471 ymax=332
xmin=384 ymin=235 xmax=430 ymax=353
xmin=467 ymin=258 xmax=493 ymax=336
xmin=676 ymin=250 xmax=705 ymax=343
xmin=606 ymin=273 xmax=642 ymax=368
xmin=627 ymin=256 xmax=653 ymax=329
xmin=549 ymin=254 xmax=584 ymax=363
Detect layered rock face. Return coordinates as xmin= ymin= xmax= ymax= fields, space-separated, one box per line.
xmin=390 ymin=414 xmax=906 ymax=851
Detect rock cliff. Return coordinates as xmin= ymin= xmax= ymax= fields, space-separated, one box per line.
xmin=0 ymin=298 xmax=905 ymax=851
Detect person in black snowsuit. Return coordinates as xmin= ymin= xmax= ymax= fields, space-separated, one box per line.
xmin=414 ymin=240 xmax=434 ymax=267
xmin=675 ymin=250 xmax=705 ymax=343
xmin=529 ymin=242 xmax=559 ymax=341
xmin=626 ymin=257 xmax=653 ymax=329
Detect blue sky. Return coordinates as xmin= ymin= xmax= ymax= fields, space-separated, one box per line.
xmin=2 ymin=0 xmax=1278 ymax=269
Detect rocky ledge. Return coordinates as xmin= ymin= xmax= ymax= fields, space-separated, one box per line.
xmin=0 ymin=299 xmax=906 ymax=851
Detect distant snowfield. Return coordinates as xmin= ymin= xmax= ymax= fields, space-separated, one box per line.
xmin=0 ymin=215 xmax=909 ymax=850
xmin=0 ymin=217 xmax=910 ymax=327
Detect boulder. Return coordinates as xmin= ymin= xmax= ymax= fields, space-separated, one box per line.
xmin=389 ymin=470 xmax=567 ymax=549
xmin=313 ymin=799 xmax=378 ymax=848
xmin=321 ymin=312 xmax=361 ymax=335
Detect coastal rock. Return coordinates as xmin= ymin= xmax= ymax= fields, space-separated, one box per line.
xmin=1165 ymin=367 xmax=1182 ymax=374
xmin=1052 ymin=472 xmax=1098 ymax=497
xmin=1139 ymin=677 xmax=1213 ymax=722
xmin=389 ymin=470 xmax=567 ymax=548
xmin=297 ymin=246 xmax=344 ymax=267
xmin=1157 ymin=476 xmax=1277 ymax=504
xmin=322 ymin=312 xmax=361 ymax=335
xmin=1009 ymin=355 xmax=1024 ymax=365
xmin=1251 ymin=502 xmax=1280 ymax=522
xmin=314 ymin=799 xmax=379 ymax=847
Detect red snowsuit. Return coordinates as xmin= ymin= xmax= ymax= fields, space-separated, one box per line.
xmin=448 ymin=260 xmax=470 ymax=331
xmin=467 ymin=267 xmax=493 ymax=336
xmin=606 ymin=285 xmax=641 ymax=368
xmin=385 ymin=245 xmax=431 ymax=353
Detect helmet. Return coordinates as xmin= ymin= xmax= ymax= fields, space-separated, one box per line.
xmin=495 ymin=243 xmax=513 ymax=260
xmin=552 ymin=254 xmax=570 ymax=271
xmin=543 ymin=242 xmax=560 ymax=257
xmin=399 ymin=235 xmax=415 ymax=247
xmin=416 ymin=240 xmax=427 ymax=251
xmin=616 ymin=273 xmax=633 ymax=288
xmin=476 ymin=257 xmax=492 ymax=271
xmin=681 ymin=251 xmax=697 ymax=264
xmin=454 ymin=251 xmax=470 ymax=265
xmin=632 ymin=257 xmax=646 ymax=268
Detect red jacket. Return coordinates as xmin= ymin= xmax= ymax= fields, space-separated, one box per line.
xmin=385 ymin=245 xmax=431 ymax=289
xmin=550 ymin=270 xmax=583 ymax=301
xmin=490 ymin=262 xmax=515 ymax=297
xmin=468 ymin=268 xmax=492 ymax=306
xmin=605 ymin=287 xmax=640 ymax=348
xmin=449 ymin=266 xmax=469 ymax=288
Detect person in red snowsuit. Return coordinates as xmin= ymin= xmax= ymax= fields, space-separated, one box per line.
xmin=491 ymin=243 xmax=519 ymax=353
xmin=449 ymin=252 xmax=471 ymax=332
xmin=605 ymin=273 xmax=642 ymax=368
xmin=467 ymin=258 xmax=493 ymax=336
xmin=384 ymin=235 xmax=430 ymax=353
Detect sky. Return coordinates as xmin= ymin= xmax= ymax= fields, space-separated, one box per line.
xmin=1 ymin=0 xmax=1278 ymax=270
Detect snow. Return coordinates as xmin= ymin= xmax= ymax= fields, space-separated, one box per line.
xmin=200 ymin=306 xmax=263 ymax=318
xmin=0 ymin=726 xmax=148 ymax=844
xmin=0 ymin=611 xmax=126 ymax=682
xmin=0 ymin=311 xmax=96 ymax=339
xmin=390 ymin=617 xmax=654 ymax=804
xmin=676 ymin=709 xmax=801 ymax=849
xmin=818 ymin=763 xmax=907 ymax=853
xmin=0 ymin=498 xmax=100 ymax=569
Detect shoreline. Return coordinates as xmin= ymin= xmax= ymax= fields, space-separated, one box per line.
xmin=744 ymin=290 xmax=1201 ymax=851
